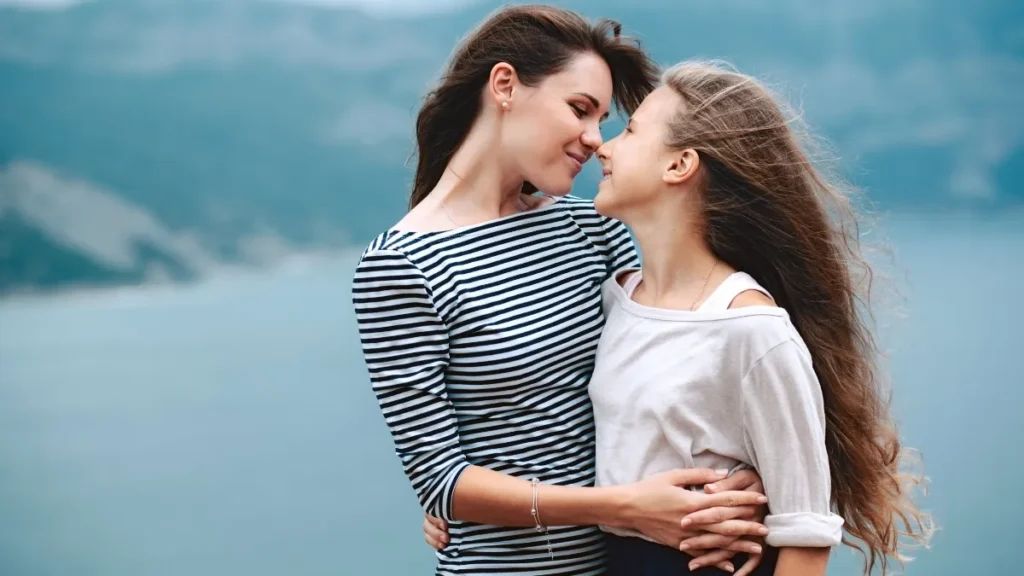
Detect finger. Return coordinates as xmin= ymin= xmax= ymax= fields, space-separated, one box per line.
xmin=425 ymin=533 xmax=444 ymax=550
xmin=664 ymin=467 xmax=730 ymax=487
xmin=681 ymin=505 xmax=753 ymax=527
xmin=706 ymin=469 xmax=765 ymax=494
xmin=426 ymin=515 xmax=448 ymax=530
xmin=705 ymin=469 xmax=748 ymax=493
xmin=687 ymin=548 xmax=736 ymax=570
xmin=735 ymin=552 xmax=764 ymax=576
xmin=724 ymin=538 xmax=764 ymax=555
xmin=701 ymin=520 xmax=770 ymax=538
xmin=679 ymin=533 xmax=739 ymax=551
xmin=688 ymin=550 xmax=736 ymax=573
xmin=701 ymin=490 xmax=768 ymax=509
xmin=425 ymin=523 xmax=450 ymax=546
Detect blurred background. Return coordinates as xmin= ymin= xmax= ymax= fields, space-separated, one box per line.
xmin=0 ymin=0 xmax=1021 ymax=574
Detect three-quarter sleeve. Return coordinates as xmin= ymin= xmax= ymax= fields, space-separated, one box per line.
xmin=352 ymin=248 xmax=470 ymax=521
xmin=741 ymin=339 xmax=845 ymax=548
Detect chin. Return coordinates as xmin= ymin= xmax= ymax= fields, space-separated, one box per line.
xmin=593 ymin=191 xmax=618 ymax=218
xmin=532 ymin=177 xmax=574 ymax=197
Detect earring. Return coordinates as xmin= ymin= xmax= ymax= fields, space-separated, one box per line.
xmin=501 ymin=101 xmax=509 ymax=110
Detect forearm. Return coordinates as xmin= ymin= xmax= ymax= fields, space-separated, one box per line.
xmin=451 ymin=466 xmax=631 ymax=528
xmin=773 ymin=547 xmax=830 ymax=576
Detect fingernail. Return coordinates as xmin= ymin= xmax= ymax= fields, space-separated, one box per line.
xmin=706 ymin=483 xmax=719 ymax=493
xmin=679 ymin=542 xmax=690 ymax=551
xmin=724 ymin=563 xmax=735 ymax=573
xmin=757 ymin=496 xmax=768 ymax=503
xmin=751 ymin=544 xmax=762 ymax=554
xmin=759 ymin=527 xmax=770 ymax=536
xmin=680 ymin=518 xmax=692 ymax=527
xmin=715 ymin=469 xmax=729 ymax=476
xmin=689 ymin=563 xmax=699 ymax=571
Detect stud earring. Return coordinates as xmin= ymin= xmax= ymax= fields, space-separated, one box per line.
xmin=502 ymin=101 xmax=509 ymax=110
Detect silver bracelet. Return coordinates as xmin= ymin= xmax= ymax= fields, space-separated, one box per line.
xmin=530 ymin=478 xmax=554 ymax=560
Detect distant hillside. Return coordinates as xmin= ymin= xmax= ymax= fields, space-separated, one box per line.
xmin=1 ymin=0 xmax=1020 ymax=295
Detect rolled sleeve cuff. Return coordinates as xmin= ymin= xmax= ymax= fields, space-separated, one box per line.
xmin=428 ymin=460 xmax=472 ymax=522
xmin=765 ymin=512 xmax=844 ymax=548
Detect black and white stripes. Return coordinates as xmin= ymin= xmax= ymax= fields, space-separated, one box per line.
xmin=352 ymin=196 xmax=637 ymax=575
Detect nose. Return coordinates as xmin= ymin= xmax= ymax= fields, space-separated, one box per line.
xmin=581 ymin=121 xmax=603 ymax=154
xmin=596 ymin=141 xmax=610 ymax=166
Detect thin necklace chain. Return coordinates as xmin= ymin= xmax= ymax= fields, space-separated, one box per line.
xmin=439 ymin=200 xmax=459 ymax=227
xmin=632 ymin=259 xmax=720 ymax=311
xmin=690 ymin=260 xmax=719 ymax=310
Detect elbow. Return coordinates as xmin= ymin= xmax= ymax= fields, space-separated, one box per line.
xmin=414 ymin=459 xmax=472 ymax=522
xmin=764 ymin=512 xmax=844 ymax=548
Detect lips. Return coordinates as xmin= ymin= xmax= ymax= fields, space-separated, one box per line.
xmin=566 ymin=152 xmax=586 ymax=174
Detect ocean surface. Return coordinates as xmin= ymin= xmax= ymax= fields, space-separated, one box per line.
xmin=1 ymin=212 xmax=1021 ymax=575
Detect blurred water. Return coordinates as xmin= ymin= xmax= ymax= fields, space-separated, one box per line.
xmin=0 ymin=213 xmax=1021 ymax=575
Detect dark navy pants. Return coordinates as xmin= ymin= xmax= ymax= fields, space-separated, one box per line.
xmin=604 ymin=533 xmax=778 ymax=576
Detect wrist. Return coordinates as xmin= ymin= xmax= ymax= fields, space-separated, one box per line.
xmin=598 ymin=485 xmax=635 ymax=529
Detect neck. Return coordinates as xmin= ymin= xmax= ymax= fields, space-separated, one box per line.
xmin=431 ymin=114 xmax=525 ymax=218
xmin=629 ymin=197 xmax=719 ymax=305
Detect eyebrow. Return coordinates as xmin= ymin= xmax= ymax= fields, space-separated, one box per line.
xmin=575 ymin=92 xmax=610 ymax=121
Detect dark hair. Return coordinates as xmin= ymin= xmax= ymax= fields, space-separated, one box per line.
xmin=409 ymin=4 xmax=658 ymax=208
xmin=661 ymin=60 xmax=934 ymax=574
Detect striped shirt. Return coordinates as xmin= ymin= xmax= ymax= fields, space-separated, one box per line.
xmin=352 ymin=195 xmax=638 ymax=575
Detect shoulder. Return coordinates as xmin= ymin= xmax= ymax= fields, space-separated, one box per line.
xmin=728 ymin=289 xmax=777 ymax=309
xmin=558 ymin=195 xmax=633 ymax=250
xmin=559 ymin=195 xmax=618 ymax=228
xmin=721 ymin=307 xmax=806 ymax=366
xmin=353 ymin=233 xmax=425 ymax=284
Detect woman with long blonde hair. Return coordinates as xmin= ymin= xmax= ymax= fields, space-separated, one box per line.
xmin=585 ymin=60 xmax=934 ymax=575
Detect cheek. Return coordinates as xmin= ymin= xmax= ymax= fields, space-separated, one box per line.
xmin=612 ymin=154 xmax=659 ymax=201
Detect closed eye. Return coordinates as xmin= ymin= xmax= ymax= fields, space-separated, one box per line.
xmin=571 ymin=103 xmax=587 ymax=118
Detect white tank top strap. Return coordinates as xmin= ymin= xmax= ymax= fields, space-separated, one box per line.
xmin=697 ymin=271 xmax=773 ymax=312
xmin=622 ymin=270 xmax=644 ymax=298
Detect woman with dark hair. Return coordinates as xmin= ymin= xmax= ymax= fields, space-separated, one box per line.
xmin=351 ymin=6 xmax=769 ymax=576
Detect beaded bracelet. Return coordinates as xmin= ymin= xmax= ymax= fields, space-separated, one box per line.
xmin=530 ymin=478 xmax=555 ymax=560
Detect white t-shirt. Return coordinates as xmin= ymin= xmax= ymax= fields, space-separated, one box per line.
xmin=590 ymin=269 xmax=845 ymax=548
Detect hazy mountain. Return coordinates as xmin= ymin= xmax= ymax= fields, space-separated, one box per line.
xmin=1 ymin=0 xmax=1021 ymax=295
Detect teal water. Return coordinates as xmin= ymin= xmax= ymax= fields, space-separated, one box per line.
xmin=1 ymin=213 xmax=1021 ymax=575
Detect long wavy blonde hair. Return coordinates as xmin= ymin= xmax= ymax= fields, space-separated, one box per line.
xmin=661 ymin=60 xmax=935 ymax=574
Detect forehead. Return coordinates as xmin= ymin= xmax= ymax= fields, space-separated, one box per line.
xmin=633 ymin=86 xmax=682 ymax=122
xmin=537 ymin=52 xmax=613 ymax=110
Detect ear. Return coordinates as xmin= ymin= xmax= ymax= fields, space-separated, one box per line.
xmin=488 ymin=62 xmax=518 ymax=110
xmin=663 ymin=149 xmax=700 ymax=185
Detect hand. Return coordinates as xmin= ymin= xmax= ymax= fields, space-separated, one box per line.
xmin=703 ymin=468 xmax=768 ymax=524
xmin=679 ymin=469 xmax=769 ymax=573
xmin=685 ymin=537 xmax=765 ymax=575
xmin=423 ymin=514 xmax=449 ymax=550
xmin=620 ymin=469 xmax=768 ymax=550
xmin=677 ymin=468 xmax=769 ymax=550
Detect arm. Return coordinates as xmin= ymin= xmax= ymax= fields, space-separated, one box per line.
xmin=741 ymin=339 xmax=845 ymax=576
xmin=775 ymin=548 xmax=831 ymax=576
xmin=354 ymin=249 xmax=765 ymax=540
